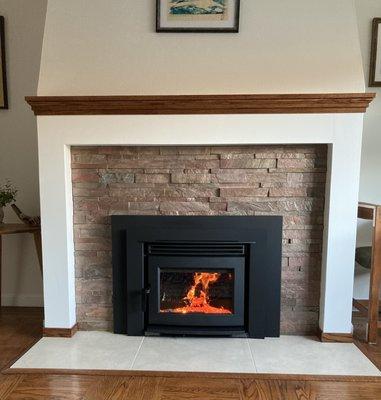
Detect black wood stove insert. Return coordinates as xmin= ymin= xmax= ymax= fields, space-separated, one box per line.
xmin=112 ymin=216 xmax=282 ymax=338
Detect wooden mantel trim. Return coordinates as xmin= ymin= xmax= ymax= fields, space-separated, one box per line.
xmin=25 ymin=93 xmax=375 ymax=115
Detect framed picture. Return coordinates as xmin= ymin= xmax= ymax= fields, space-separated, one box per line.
xmin=369 ymin=18 xmax=381 ymax=87
xmin=156 ymin=0 xmax=240 ymax=33
xmin=0 ymin=16 xmax=8 ymax=109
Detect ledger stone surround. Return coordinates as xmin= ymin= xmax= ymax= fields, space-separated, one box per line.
xmin=72 ymin=144 xmax=327 ymax=334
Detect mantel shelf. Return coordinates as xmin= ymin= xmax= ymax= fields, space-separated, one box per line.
xmin=25 ymin=93 xmax=375 ymax=116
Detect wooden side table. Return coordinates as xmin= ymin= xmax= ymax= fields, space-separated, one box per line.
xmin=0 ymin=223 xmax=43 ymax=307
xmin=353 ymin=203 xmax=381 ymax=343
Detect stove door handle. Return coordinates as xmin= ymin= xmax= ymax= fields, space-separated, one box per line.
xmin=142 ymin=285 xmax=151 ymax=311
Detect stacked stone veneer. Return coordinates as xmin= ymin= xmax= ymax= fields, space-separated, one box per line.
xmin=72 ymin=145 xmax=327 ymax=334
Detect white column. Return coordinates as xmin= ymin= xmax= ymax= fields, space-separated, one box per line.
xmin=319 ymin=114 xmax=364 ymax=333
xmin=38 ymin=123 xmax=76 ymax=328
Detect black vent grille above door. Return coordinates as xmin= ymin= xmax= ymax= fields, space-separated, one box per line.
xmin=147 ymin=242 xmax=246 ymax=256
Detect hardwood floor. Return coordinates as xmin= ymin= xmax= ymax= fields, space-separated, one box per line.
xmin=353 ymin=311 xmax=381 ymax=371
xmin=355 ymin=333 xmax=381 ymax=371
xmin=1 ymin=307 xmax=381 ymax=399
xmin=0 ymin=307 xmax=43 ymax=370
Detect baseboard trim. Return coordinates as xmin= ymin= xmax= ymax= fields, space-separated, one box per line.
xmin=318 ymin=329 xmax=353 ymax=343
xmin=43 ymin=324 xmax=78 ymax=338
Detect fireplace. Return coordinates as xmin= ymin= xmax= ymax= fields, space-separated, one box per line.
xmin=24 ymin=93 xmax=374 ymax=339
xmin=112 ymin=215 xmax=282 ymax=338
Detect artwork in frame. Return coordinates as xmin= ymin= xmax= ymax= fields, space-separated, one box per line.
xmin=156 ymin=0 xmax=240 ymax=33
xmin=369 ymin=18 xmax=381 ymax=87
xmin=0 ymin=16 xmax=8 ymax=109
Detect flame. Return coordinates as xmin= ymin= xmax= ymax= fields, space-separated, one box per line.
xmin=165 ymin=272 xmax=232 ymax=314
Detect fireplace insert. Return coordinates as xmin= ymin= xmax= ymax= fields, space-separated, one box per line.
xmin=112 ymin=216 xmax=282 ymax=338
xmin=146 ymin=242 xmax=246 ymax=335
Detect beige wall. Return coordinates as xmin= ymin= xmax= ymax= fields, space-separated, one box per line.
xmin=355 ymin=0 xmax=381 ymax=204
xmin=38 ymin=0 xmax=364 ymax=95
xmin=0 ymin=0 xmax=47 ymax=306
xmin=353 ymin=1 xmax=381 ymax=299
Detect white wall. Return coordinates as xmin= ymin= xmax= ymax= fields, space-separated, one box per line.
xmin=353 ymin=0 xmax=381 ymax=299
xmin=0 ymin=0 xmax=47 ymax=306
xmin=38 ymin=0 xmax=364 ymax=95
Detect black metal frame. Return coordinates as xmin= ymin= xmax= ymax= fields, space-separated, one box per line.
xmin=156 ymin=0 xmax=240 ymax=33
xmin=112 ymin=215 xmax=282 ymax=338
xmin=0 ymin=16 xmax=8 ymax=109
xmin=369 ymin=18 xmax=381 ymax=87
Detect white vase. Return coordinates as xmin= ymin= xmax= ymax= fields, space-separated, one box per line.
xmin=0 ymin=207 xmax=4 ymax=224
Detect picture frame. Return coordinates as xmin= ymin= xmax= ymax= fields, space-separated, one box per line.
xmin=369 ymin=18 xmax=381 ymax=87
xmin=0 ymin=16 xmax=8 ymax=109
xmin=156 ymin=0 xmax=240 ymax=33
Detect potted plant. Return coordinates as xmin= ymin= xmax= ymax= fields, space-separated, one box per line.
xmin=0 ymin=180 xmax=17 ymax=224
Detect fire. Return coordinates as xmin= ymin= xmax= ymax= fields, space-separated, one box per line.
xmin=170 ymin=272 xmax=232 ymax=314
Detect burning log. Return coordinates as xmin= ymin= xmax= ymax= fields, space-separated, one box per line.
xmin=164 ymin=272 xmax=232 ymax=315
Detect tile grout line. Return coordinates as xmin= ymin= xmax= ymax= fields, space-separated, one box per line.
xmin=246 ymin=339 xmax=258 ymax=373
xmin=129 ymin=336 xmax=145 ymax=370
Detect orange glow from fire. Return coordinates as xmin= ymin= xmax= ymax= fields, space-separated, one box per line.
xmin=169 ymin=272 xmax=232 ymax=314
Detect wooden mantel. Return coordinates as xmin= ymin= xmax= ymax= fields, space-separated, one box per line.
xmin=25 ymin=93 xmax=375 ymax=115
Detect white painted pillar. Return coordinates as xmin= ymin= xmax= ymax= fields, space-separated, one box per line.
xmin=38 ymin=127 xmax=76 ymax=328
xmin=319 ymin=114 xmax=364 ymax=333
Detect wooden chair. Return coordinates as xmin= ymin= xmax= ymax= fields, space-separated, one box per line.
xmin=353 ymin=203 xmax=381 ymax=343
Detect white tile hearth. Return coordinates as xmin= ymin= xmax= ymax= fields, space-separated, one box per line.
xmin=132 ymin=337 xmax=254 ymax=373
xmin=248 ymin=336 xmax=379 ymax=376
xmin=11 ymin=333 xmax=380 ymax=376
xmin=11 ymin=332 xmax=144 ymax=371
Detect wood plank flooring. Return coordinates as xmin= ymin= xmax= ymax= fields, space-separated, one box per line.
xmin=353 ymin=311 xmax=381 ymax=371
xmin=0 ymin=307 xmax=43 ymax=370
xmin=1 ymin=307 xmax=381 ymax=399
xmin=356 ymin=336 xmax=381 ymax=371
